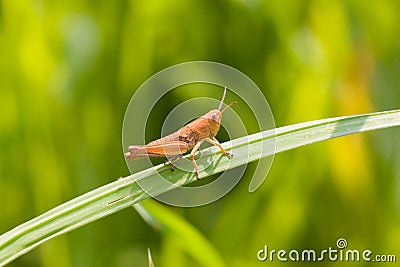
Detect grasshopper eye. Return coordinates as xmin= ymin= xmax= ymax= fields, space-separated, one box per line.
xmin=212 ymin=114 xmax=218 ymax=121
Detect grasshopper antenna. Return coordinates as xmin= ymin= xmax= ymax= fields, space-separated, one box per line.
xmin=221 ymin=101 xmax=237 ymax=113
xmin=218 ymin=86 xmax=227 ymax=110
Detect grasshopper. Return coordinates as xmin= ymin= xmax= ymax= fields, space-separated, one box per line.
xmin=124 ymin=87 xmax=236 ymax=179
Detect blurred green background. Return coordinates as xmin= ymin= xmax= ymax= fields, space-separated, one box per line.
xmin=1 ymin=0 xmax=400 ymax=266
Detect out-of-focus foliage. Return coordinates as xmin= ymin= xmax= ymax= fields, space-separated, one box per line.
xmin=0 ymin=1 xmax=399 ymax=267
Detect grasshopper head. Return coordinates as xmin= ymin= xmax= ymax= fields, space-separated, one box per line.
xmin=203 ymin=99 xmax=237 ymax=125
xmin=202 ymin=87 xmax=237 ymax=135
xmin=209 ymin=87 xmax=237 ymax=122
xmin=204 ymin=109 xmax=223 ymax=123
xmin=204 ymin=86 xmax=237 ymax=123
xmin=204 ymin=100 xmax=237 ymax=123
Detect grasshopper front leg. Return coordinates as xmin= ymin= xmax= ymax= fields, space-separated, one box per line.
xmin=205 ymin=137 xmax=233 ymax=157
xmin=190 ymin=138 xmax=233 ymax=180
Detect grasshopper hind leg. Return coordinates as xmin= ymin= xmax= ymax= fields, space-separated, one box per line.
xmin=164 ymin=154 xmax=183 ymax=172
xmin=190 ymin=141 xmax=203 ymax=180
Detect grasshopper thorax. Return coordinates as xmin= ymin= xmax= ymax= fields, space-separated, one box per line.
xmin=201 ymin=109 xmax=222 ymax=137
xmin=202 ymin=100 xmax=237 ymax=135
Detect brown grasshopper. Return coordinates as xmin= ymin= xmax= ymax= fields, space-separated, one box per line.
xmin=124 ymin=87 xmax=236 ymax=179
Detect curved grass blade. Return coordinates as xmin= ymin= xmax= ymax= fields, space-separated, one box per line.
xmin=136 ymin=200 xmax=225 ymax=267
xmin=148 ymin=248 xmax=155 ymax=267
xmin=0 ymin=109 xmax=399 ymax=266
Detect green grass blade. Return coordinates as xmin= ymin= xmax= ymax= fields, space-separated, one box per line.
xmin=0 ymin=109 xmax=399 ymax=266
xmin=135 ymin=200 xmax=225 ymax=267
xmin=148 ymin=248 xmax=155 ymax=267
